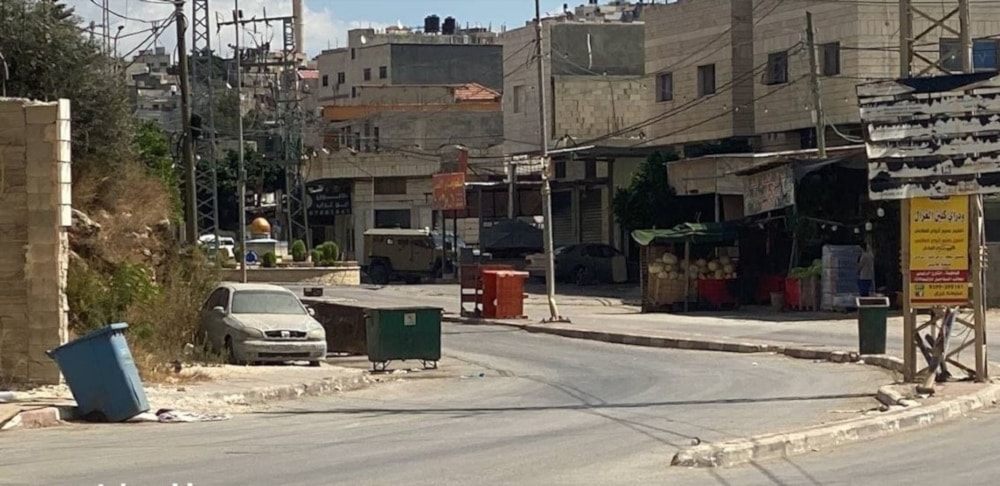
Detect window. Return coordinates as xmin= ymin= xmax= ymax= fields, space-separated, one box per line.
xmin=656 ymin=72 xmax=673 ymax=102
xmin=554 ymin=160 xmax=567 ymax=179
xmin=939 ymin=38 xmax=999 ymax=72
xmin=337 ymin=72 xmax=346 ymax=84
xmin=512 ymin=85 xmax=525 ymax=113
xmin=372 ymin=126 xmax=380 ymax=149
xmin=766 ymin=51 xmax=789 ymax=85
xmin=363 ymin=122 xmax=372 ymax=152
xmin=351 ymin=48 xmax=356 ymax=60
xmin=585 ymin=160 xmax=597 ymax=180
xmin=231 ymin=291 xmax=306 ymax=315
xmin=374 ymin=209 xmax=412 ymax=229
xmin=379 ymin=66 xmax=387 ymax=79
xmin=322 ymin=74 xmax=329 ymax=87
xmin=697 ymin=64 xmax=716 ymax=97
xmin=351 ymin=86 xmax=357 ymax=98
xmin=374 ymin=177 xmax=407 ymax=195
xmin=363 ymin=68 xmax=372 ymax=81
xmin=202 ymin=288 xmax=228 ymax=311
xmin=821 ymin=42 xmax=841 ymax=76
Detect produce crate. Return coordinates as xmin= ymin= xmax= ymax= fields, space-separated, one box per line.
xmin=698 ymin=279 xmax=739 ymax=309
xmin=784 ymin=278 xmax=802 ymax=309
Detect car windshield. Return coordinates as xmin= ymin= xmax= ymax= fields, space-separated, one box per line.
xmin=231 ymin=291 xmax=306 ymax=315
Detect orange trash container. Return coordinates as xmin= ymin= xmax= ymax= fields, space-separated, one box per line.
xmin=493 ymin=270 xmax=529 ymax=319
xmin=480 ymin=269 xmax=502 ymax=318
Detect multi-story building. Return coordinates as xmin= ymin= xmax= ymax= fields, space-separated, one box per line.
xmin=309 ymin=19 xmax=505 ymax=260
xmin=126 ymin=47 xmax=181 ymax=132
xmin=643 ymin=0 xmax=1000 ymax=153
xmin=501 ymin=1 xmax=648 ymax=250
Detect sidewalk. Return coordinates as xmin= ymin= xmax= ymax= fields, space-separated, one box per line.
xmin=1 ymin=362 xmax=394 ymax=431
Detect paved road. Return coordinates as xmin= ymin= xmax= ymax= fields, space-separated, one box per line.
xmin=1 ymin=323 xmax=888 ymax=485
xmin=672 ymin=405 xmax=1000 ymax=485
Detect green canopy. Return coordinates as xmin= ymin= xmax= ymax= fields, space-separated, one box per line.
xmin=631 ymin=222 xmax=737 ymax=246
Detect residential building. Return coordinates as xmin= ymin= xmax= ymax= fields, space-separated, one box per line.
xmin=126 ymin=47 xmax=181 ymax=132
xmin=501 ymin=2 xmax=649 ymax=251
xmin=642 ymin=0 xmax=1000 ymax=153
xmin=309 ymin=20 xmax=505 ymax=261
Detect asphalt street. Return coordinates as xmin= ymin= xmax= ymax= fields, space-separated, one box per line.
xmin=0 ymin=323 xmax=887 ymax=485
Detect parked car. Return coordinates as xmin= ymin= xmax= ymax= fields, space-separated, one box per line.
xmin=527 ymin=244 xmax=628 ymax=285
xmin=196 ymin=283 xmax=327 ymax=366
xmin=199 ymin=234 xmax=235 ymax=259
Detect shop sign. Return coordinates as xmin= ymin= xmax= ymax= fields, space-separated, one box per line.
xmin=306 ymin=179 xmax=352 ymax=224
xmin=432 ymin=172 xmax=466 ymax=211
xmin=909 ymin=195 xmax=970 ymax=306
xmin=743 ymin=164 xmax=795 ymax=216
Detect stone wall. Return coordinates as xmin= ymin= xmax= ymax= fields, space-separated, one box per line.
xmin=219 ymin=265 xmax=362 ymax=286
xmin=0 ymin=98 xmax=71 ymax=385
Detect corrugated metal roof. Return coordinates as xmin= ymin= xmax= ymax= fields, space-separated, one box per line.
xmin=297 ymin=70 xmax=320 ymax=80
xmin=453 ymin=83 xmax=500 ymax=102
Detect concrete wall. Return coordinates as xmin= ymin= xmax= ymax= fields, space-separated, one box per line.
xmin=501 ymin=24 xmax=545 ymax=154
xmin=391 ymin=44 xmax=504 ymax=90
xmin=552 ymin=76 xmax=653 ymax=141
xmin=0 ymin=98 xmax=71 ymax=385
xmin=549 ymin=23 xmax=645 ymax=76
xmin=335 ymin=110 xmax=503 ymax=151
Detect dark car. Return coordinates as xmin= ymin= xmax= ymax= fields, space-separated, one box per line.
xmin=553 ymin=244 xmax=628 ymax=285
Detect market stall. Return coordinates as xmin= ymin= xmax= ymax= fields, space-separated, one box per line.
xmin=632 ymin=223 xmax=739 ymax=313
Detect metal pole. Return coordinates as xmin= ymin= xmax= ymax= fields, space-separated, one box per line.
xmin=234 ymin=0 xmax=248 ymax=283
xmin=507 ymin=158 xmax=516 ymax=219
xmin=176 ymin=1 xmax=198 ymax=244
xmin=899 ymin=0 xmax=916 ymax=382
xmin=805 ymin=12 xmax=827 ymax=158
xmin=535 ymin=0 xmax=563 ymax=321
xmin=958 ymin=0 xmax=987 ymax=381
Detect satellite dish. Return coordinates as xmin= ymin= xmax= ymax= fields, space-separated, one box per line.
xmin=360 ymin=35 xmax=368 ymax=44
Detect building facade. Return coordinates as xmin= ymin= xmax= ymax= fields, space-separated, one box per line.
xmin=310 ymin=21 xmax=505 ymax=261
xmin=501 ymin=2 xmax=647 ymax=250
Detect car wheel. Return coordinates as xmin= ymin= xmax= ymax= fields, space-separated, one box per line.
xmin=224 ymin=336 xmax=244 ymax=365
xmin=370 ymin=262 xmax=390 ymax=286
xmin=574 ymin=266 xmax=592 ymax=286
xmin=308 ymin=360 xmax=321 ymax=367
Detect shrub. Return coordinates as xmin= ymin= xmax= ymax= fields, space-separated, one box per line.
xmin=310 ymin=249 xmax=323 ymax=266
xmin=290 ymin=239 xmax=307 ymax=262
xmin=317 ymin=241 xmax=340 ymax=266
xmin=262 ymin=251 xmax=277 ymax=268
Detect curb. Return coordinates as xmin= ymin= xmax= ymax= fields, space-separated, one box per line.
xmin=671 ymin=381 xmax=1000 ymax=468
xmin=1 ymin=371 xmax=392 ymax=432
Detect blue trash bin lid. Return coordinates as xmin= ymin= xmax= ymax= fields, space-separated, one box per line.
xmin=46 ymin=323 xmax=130 ymax=359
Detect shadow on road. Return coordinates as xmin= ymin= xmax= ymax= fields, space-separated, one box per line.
xmin=254 ymin=392 xmax=873 ymax=417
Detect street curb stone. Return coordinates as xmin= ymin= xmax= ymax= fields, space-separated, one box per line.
xmin=1 ymin=372 xmax=390 ymax=432
xmin=671 ymin=382 xmax=1000 ymax=468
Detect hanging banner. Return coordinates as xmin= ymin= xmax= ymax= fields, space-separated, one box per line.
xmin=909 ymin=196 xmax=970 ymax=306
xmin=743 ymin=164 xmax=795 ymax=216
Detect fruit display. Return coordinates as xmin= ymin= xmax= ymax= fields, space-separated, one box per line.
xmin=648 ymin=252 xmax=737 ymax=281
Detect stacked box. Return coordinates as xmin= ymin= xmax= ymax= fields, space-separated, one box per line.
xmin=821 ymin=245 xmax=861 ymax=311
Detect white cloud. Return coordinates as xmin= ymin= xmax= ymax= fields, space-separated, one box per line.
xmin=65 ymin=0 xmax=386 ymax=60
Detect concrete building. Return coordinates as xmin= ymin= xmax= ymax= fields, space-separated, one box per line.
xmin=501 ymin=2 xmax=648 ymax=250
xmin=310 ymin=20 xmax=505 ymax=261
xmin=126 ymin=47 xmax=181 ymax=132
xmin=641 ymin=0 xmax=1000 ymax=153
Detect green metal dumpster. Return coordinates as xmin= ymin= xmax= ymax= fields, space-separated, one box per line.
xmin=856 ymin=296 xmax=889 ymax=355
xmin=366 ymin=306 xmax=442 ymax=371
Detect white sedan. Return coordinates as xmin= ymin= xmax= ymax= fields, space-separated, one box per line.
xmin=196 ymin=283 xmax=327 ymax=366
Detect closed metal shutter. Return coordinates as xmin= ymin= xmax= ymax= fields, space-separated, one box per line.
xmin=551 ymin=191 xmax=574 ymax=246
xmin=580 ymin=189 xmax=603 ymax=244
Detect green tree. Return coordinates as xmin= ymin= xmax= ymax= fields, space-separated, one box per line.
xmin=0 ymin=0 xmax=134 ymax=177
xmin=208 ymin=148 xmax=286 ymax=229
xmin=612 ymin=151 xmax=683 ymax=231
xmin=135 ymin=121 xmax=182 ymax=218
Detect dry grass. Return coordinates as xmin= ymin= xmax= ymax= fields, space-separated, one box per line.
xmin=68 ymin=162 xmax=223 ymax=384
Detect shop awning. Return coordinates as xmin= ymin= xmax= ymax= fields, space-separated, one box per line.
xmin=631 ymin=222 xmax=738 ymax=246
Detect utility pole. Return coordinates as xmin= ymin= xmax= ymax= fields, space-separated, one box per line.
xmin=233 ymin=0 xmax=248 ymax=283
xmin=175 ymin=1 xmax=198 ymax=244
xmin=507 ymin=158 xmax=516 ymax=219
xmin=535 ymin=0 xmax=564 ymax=322
xmin=805 ymin=11 xmax=826 ymax=158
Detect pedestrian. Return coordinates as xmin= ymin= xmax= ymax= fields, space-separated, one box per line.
xmin=858 ymin=242 xmax=875 ymax=297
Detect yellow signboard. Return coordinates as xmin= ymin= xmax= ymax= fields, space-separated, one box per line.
xmin=909 ymin=196 xmax=970 ymax=306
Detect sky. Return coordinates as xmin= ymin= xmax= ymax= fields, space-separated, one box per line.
xmin=65 ymin=0 xmax=573 ymax=60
